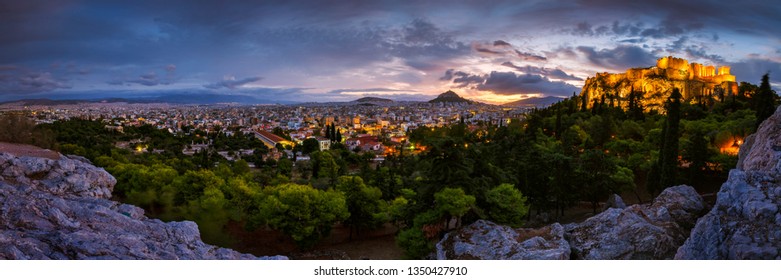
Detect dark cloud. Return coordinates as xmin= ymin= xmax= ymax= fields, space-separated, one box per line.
xmin=129 ymin=73 xmax=161 ymax=86
xmin=684 ymin=47 xmax=725 ymax=64
xmin=0 ymin=68 xmax=70 ymax=94
xmin=442 ymin=69 xmax=578 ymax=96
xmin=570 ymin=20 xmax=703 ymax=39
xmin=441 ymin=69 xmax=486 ymax=87
xmin=204 ymin=76 xmax=263 ymax=90
xmin=477 ymin=71 xmax=579 ymax=96
xmin=731 ymin=58 xmax=781 ymax=86
xmin=515 ymin=50 xmax=547 ymax=62
xmin=576 ymin=45 xmax=657 ymax=70
xmin=501 ymin=62 xmax=582 ymax=81
xmin=391 ymin=19 xmax=471 ymax=70
xmin=493 ymin=40 xmax=512 ymax=47
xmin=475 ymin=47 xmax=503 ymax=55
xmin=473 ymin=41 xmax=547 ymax=61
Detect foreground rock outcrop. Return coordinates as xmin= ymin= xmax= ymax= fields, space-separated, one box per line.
xmin=0 ymin=152 xmax=285 ymax=260
xmin=436 ymin=220 xmax=569 ymax=260
xmin=565 ymin=186 xmax=704 ymax=259
xmin=437 ymin=185 xmax=705 ymax=260
xmin=676 ymin=107 xmax=781 ymax=259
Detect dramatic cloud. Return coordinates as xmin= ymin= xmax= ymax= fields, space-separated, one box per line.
xmin=477 ymin=71 xmax=580 ymax=96
xmin=576 ymin=45 xmax=657 ymax=70
xmin=473 ymin=41 xmax=547 ymax=61
xmin=515 ymin=50 xmax=547 ymax=62
xmin=501 ymin=62 xmax=582 ymax=81
xmin=1 ymin=0 xmax=779 ymax=101
xmin=204 ymin=76 xmax=263 ymax=90
xmin=442 ymin=69 xmax=579 ymax=96
xmin=0 ymin=69 xmax=70 ymax=94
xmin=493 ymin=40 xmax=512 ymax=47
xmin=440 ymin=69 xmax=486 ymax=87
xmin=731 ymin=58 xmax=781 ymax=85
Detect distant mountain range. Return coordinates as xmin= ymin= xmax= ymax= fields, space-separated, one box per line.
xmin=502 ymin=96 xmax=564 ymax=108
xmin=428 ymin=90 xmax=475 ymax=104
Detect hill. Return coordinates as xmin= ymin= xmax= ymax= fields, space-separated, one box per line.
xmin=428 ymin=90 xmax=473 ymax=104
xmin=354 ymin=97 xmax=393 ymax=103
xmin=502 ymin=96 xmax=564 ymax=108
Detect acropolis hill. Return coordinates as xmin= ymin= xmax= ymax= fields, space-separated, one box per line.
xmin=581 ymin=56 xmax=738 ymax=112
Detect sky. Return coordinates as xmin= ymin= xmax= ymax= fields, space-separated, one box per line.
xmin=1 ymin=0 xmax=780 ymax=104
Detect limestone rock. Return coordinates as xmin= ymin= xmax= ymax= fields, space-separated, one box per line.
xmin=436 ymin=220 xmax=570 ymax=260
xmin=676 ymin=107 xmax=781 ymax=259
xmin=564 ymin=185 xmax=704 ymax=260
xmin=603 ymin=194 xmax=627 ymax=210
xmin=437 ymin=185 xmax=704 ymax=260
xmin=0 ymin=153 xmax=286 ymax=260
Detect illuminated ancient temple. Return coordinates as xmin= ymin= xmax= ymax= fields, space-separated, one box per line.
xmin=580 ymin=56 xmax=738 ymax=112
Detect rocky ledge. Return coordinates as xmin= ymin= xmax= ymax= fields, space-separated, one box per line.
xmin=437 ymin=185 xmax=705 ymax=260
xmin=0 ymin=152 xmax=285 ymax=260
xmin=675 ymin=106 xmax=781 ymax=259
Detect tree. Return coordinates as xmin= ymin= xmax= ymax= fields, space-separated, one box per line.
xmin=335 ymin=176 xmax=385 ymax=239
xmin=301 ymin=138 xmax=320 ymax=155
xmin=434 ymin=187 xmax=475 ymax=229
xmin=753 ymin=73 xmax=777 ymax=129
xmin=311 ymin=151 xmax=339 ymax=183
xmin=658 ymin=88 xmax=682 ymax=192
xmin=577 ymin=149 xmax=619 ymax=214
xmin=255 ymin=183 xmax=349 ymax=248
xmin=485 ymin=184 xmax=529 ymax=227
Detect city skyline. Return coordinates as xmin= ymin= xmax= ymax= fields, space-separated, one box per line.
xmin=1 ymin=0 xmax=780 ymax=104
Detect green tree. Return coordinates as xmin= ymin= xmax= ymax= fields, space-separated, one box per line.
xmin=485 ymin=184 xmax=529 ymax=227
xmin=396 ymin=227 xmax=432 ymax=259
xmin=753 ymin=73 xmax=777 ymax=129
xmin=301 ymin=138 xmax=321 ymax=155
xmin=335 ymin=176 xmax=385 ymax=238
xmin=659 ymin=88 xmax=682 ymax=190
xmin=255 ymin=183 xmax=349 ymax=248
xmin=434 ymin=187 xmax=475 ymax=229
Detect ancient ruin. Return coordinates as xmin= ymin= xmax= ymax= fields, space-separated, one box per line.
xmin=581 ymin=56 xmax=738 ymax=112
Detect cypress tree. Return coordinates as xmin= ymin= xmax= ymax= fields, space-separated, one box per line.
xmin=754 ymin=73 xmax=777 ymax=129
xmin=659 ymin=88 xmax=682 ymax=190
xmin=581 ymin=94 xmax=588 ymax=112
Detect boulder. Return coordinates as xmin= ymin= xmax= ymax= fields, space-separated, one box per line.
xmin=436 ymin=220 xmax=570 ymax=260
xmin=676 ymin=106 xmax=781 ymax=259
xmin=0 ymin=153 xmax=286 ymax=260
xmin=603 ymin=194 xmax=627 ymax=210
xmin=565 ymin=185 xmax=704 ymax=259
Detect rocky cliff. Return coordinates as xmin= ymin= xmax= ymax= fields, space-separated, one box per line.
xmin=0 ymin=152 xmax=285 ymax=260
xmin=580 ymin=56 xmax=738 ymax=112
xmin=437 ymin=185 xmax=705 ymax=260
xmin=675 ymin=106 xmax=781 ymax=259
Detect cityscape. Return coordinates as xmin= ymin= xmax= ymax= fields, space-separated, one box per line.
xmin=1 ymin=1 xmax=781 ymax=275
